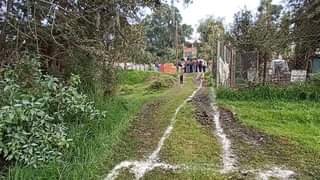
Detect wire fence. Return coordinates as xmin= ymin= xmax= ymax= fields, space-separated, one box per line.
xmin=216 ymin=40 xmax=320 ymax=88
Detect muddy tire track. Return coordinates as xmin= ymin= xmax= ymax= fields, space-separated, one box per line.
xmin=105 ymin=76 xmax=204 ymax=180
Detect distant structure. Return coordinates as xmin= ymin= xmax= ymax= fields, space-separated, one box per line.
xmin=183 ymin=42 xmax=197 ymax=59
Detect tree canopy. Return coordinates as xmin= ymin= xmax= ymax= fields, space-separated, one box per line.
xmin=143 ymin=4 xmax=193 ymax=62
xmin=197 ymin=16 xmax=224 ymax=60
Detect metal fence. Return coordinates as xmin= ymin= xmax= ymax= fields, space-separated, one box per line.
xmin=215 ymin=41 xmax=317 ymax=88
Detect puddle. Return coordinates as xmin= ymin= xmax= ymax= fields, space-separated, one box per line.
xmin=105 ymin=76 xmax=203 ymax=180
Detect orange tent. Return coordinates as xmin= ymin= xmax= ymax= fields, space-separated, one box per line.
xmin=160 ymin=63 xmax=176 ymax=74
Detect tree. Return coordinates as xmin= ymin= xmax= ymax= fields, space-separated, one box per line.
xmin=288 ymin=0 xmax=320 ymax=69
xmin=143 ymin=4 xmax=193 ymax=62
xmin=0 ymin=0 xmax=194 ymax=93
xmin=197 ymin=16 xmax=224 ymax=60
xmin=230 ymin=9 xmax=255 ymax=52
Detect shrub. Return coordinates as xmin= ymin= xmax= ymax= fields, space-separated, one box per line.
xmin=147 ymin=75 xmax=176 ymax=91
xmin=0 ymin=57 xmax=105 ymax=167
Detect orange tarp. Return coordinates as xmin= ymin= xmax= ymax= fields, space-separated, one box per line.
xmin=160 ymin=63 xmax=176 ymax=74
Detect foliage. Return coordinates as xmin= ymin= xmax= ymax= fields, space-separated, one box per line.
xmin=197 ymin=16 xmax=224 ymax=60
xmin=289 ymin=0 xmax=320 ymax=68
xmin=229 ymin=9 xmax=256 ymax=52
xmin=0 ymin=0 xmax=192 ymax=93
xmin=147 ymin=75 xmax=176 ymax=91
xmin=216 ymin=84 xmax=320 ymax=101
xmin=230 ymin=0 xmax=286 ymax=56
xmin=143 ymin=3 xmax=193 ymax=61
xmin=228 ymin=0 xmax=320 ymax=71
xmin=0 ymin=57 xmax=104 ymax=167
xmin=6 ymin=70 xmax=178 ymax=179
xmin=117 ymin=70 xmax=158 ymax=85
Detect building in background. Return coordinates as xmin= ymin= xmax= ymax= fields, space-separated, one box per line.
xmin=183 ymin=42 xmax=197 ymax=59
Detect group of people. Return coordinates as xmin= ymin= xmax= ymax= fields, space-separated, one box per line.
xmin=179 ymin=58 xmax=207 ymax=73
xmin=178 ymin=58 xmax=208 ymax=84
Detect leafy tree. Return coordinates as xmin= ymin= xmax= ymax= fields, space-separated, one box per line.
xmin=288 ymin=0 xmax=320 ymax=69
xmin=230 ymin=9 xmax=255 ymax=52
xmin=197 ymin=16 xmax=225 ymax=60
xmin=143 ymin=4 xmax=193 ymax=62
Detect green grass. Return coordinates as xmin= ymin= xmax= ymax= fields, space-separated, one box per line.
xmin=144 ymin=168 xmax=224 ymax=180
xmin=148 ymin=103 xmax=224 ymax=179
xmin=161 ymin=104 xmax=221 ymax=166
xmin=216 ymin=84 xmax=320 ymax=178
xmin=217 ymin=84 xmax=320 ymax=101
xmin=6 ymin=71 xmax=176 ymax=180
xmin=219 ymin=100 xmax=320 ymax=152
xmin=105 ymin=75 xmax=204 ymax=179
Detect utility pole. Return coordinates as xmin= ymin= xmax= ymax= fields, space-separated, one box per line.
xmin=171 ymin=0 xmax=179 ymax=70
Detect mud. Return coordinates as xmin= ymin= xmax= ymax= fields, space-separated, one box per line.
xmin=219 ymin=108 xmax=273 ymax=146
xmin=192 ymin=88 xmax=214 ymax=128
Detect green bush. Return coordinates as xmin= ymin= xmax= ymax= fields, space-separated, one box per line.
xmin=147 ymin=75 xmax=176 ymax=91
xmin=0 ymin=57 xmax=105 ymax=167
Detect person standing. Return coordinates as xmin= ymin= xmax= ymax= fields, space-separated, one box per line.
xmin=192 ymin=58 xmax=197 ymax=73
xmin=178 ymin=60 xmax=184 ymax=84
xmin=181 ymin=58 xmax=186 ymax=73
xmin=186 ymin=58 xmax=189 ymax=73
xmin=203 ymin=60 xmax=207 ymax=72
xmin=198 ymin=59 xmax=203 ymax=73
xmin=189 ymin=58 xmax=193 ymax=73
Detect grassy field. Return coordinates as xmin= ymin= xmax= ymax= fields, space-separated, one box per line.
xmin=218 ymin=100 xmax=320 ymax=152
xmin=217 ymin=85 xmax=320 ymax=178
xmin=6 ymin=71 xmax=177 ymax=180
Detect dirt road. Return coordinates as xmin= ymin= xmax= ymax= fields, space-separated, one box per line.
xmin=104 ymin=74 xmax=313 ymax=180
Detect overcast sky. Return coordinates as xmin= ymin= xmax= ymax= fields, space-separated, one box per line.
xmin=176 ymin=0 xmax=284 ymax=41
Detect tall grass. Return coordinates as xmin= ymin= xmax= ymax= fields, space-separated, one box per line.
xmin=117 ymin=70 xmax=159 ymax=85
xmin=217 ymin=84 xmax=320 ymax=101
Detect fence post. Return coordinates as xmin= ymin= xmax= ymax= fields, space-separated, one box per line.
xmin=263 ymin=53 xmax=267 ymax=85
xmin=216 ymin=41 xmax=221 ymax=87
xmin=230 ymin=48 xmax=236 ymax=88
